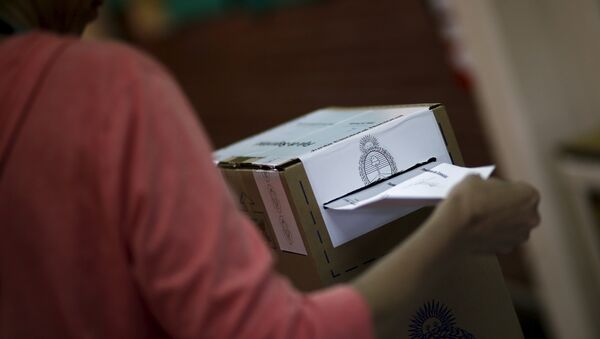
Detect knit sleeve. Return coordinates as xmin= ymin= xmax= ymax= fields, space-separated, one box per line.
xmin=117 ymin=48 xmax=375 ymax=339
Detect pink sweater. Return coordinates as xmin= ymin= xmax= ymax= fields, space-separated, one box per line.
xmin=0 ymin=32 xmax=374 ymax=339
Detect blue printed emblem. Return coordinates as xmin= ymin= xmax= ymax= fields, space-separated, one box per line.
xmin=409 ymin=300 xmax=475 ymax=339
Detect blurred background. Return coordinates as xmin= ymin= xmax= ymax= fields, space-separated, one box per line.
xmin=85 ymin=1 xmax=600 ymax=338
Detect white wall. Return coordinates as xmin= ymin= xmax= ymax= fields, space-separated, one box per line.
xmin=449 ymin=1 xmax=600 ymax=338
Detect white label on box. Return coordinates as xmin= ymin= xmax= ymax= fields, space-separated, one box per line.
xmin=253 ymin=171 xmax=308 ymax=255
xmin=300 ymin=109 xmax=453 ymax=247
xmin=214 ymin=106 xmax=430 ymax=166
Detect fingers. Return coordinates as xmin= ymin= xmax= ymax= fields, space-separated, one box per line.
xmin=444 ymin=176 xmax=542 ymax=255
xmin=433 ymin=174 xmax=542 ymax=255
xmin=497 ymin=231 xmax=530 ymax=255
xmin=513 ymin=181 xmax=541 ymax=208
xmin=491 ymin=180 xmax=538 ymax=211
xmin=478 ymin=218 xmax=538 ymax=255
xmin=473 ymin=231 xmax=531 ymax=255
xmin=449 ymin=176 xmax=538 ymax=218
xmin=512 ymin=192 xmax=541 ymax=230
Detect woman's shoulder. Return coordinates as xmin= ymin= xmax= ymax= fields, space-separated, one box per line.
xmin=58 ymin=32 xmax=167 ymax=79
xmin=8 ymin=31 xmax=168 ymax=86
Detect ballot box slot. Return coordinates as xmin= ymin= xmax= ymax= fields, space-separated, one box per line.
xmin=324 ymin=162 xmax=495 ymax=211
xmin=323 ymin=156 xmax=438 ymax=207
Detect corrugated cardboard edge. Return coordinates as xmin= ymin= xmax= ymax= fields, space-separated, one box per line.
xmin=430 ymin=104 xmax=465 ymax=166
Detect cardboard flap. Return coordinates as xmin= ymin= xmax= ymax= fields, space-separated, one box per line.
xmin=214 ymin=105 xmax=435 ymax=167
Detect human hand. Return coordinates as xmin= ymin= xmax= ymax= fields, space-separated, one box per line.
xmin=352 ymin=175 xmax=539 ymax=338
xmin=428 ymin=175 xmax=540 ymax=255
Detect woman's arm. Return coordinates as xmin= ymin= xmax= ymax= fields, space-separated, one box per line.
xmin=353 ymin=176 xmax=540 ymax=338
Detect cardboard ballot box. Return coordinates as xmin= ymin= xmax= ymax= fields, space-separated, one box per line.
xmin=215 ymin=104 xmax=523 ymax=339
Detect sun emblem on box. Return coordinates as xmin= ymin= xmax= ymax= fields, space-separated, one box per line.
xmin=358 ymin=135 xmax=397 ymax=185
xmin=409 ymin=300 xmax=475 ymax=339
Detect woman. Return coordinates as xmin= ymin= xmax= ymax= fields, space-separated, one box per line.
xmin=0 ymin=1 xmax=540 ymax=338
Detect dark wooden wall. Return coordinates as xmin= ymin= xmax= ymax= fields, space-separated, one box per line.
xmin=140 ymin=0 xmax=493 ymax=167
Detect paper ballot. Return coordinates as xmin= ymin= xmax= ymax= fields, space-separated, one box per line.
xmin=325 ymin=163 xmax=495 ymax=210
